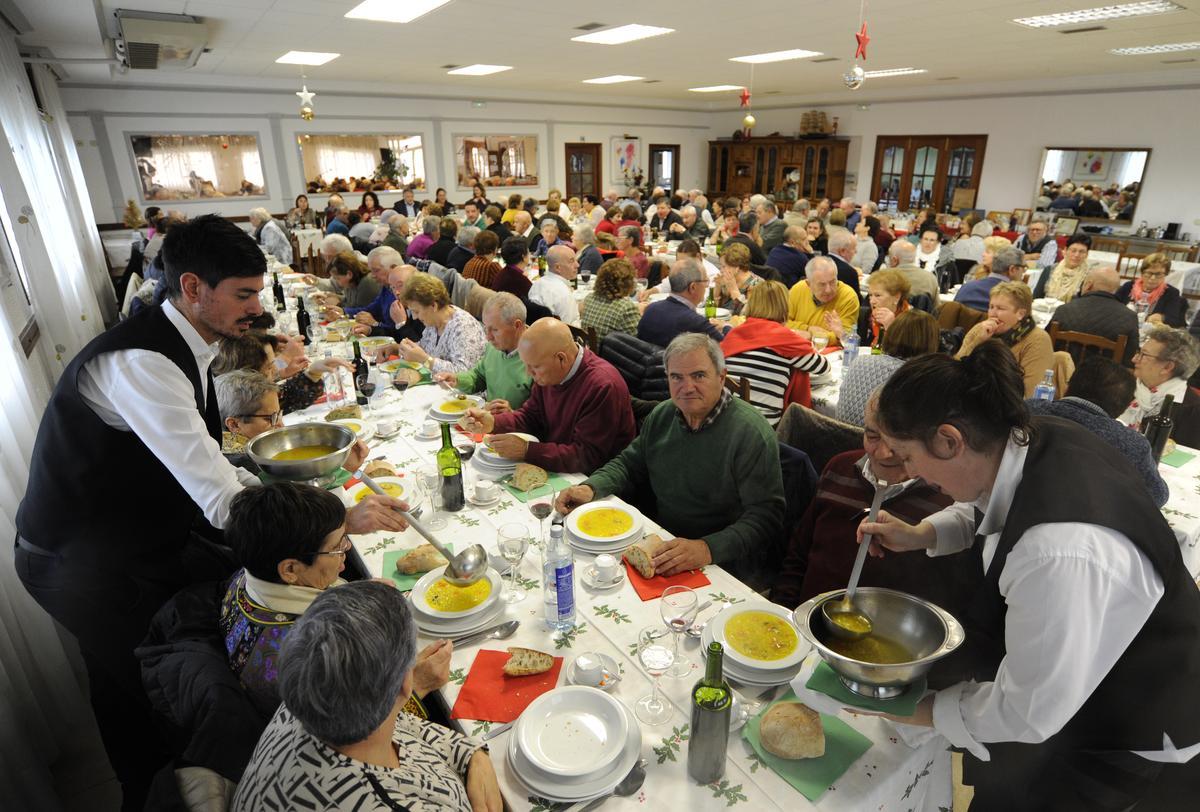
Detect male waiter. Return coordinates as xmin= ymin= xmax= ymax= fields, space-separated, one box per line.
xmin=14 ymin=215 xmax=407 ymax=809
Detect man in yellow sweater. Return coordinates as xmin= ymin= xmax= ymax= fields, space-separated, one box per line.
xmin=786 ymin=257 xmax=860 ymax=346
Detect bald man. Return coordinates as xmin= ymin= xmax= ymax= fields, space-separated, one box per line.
xmin=1048 ymin=265 xmax=1140 ymax=366
xmin=529 ymin=244 xmax=580 ymax=326
xmin=513 ymin=210 xmax=537 ymax=247
xmin=460 ymin=318 xmax=634 ymax=473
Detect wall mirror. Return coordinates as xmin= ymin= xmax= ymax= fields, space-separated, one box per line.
xmin=1034 ymin=147 xmax=1150 ymax=224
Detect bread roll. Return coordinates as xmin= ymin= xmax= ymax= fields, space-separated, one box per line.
xmin=394 ymin=544 xmax=447 ymax=575
xmin=325 ymin=404 xmax=363 ymax=421
xmin=363 ymin=459 xmax=398 ymax=479
xmin=392 ymin=367 xmax=421 ymax=385
xmin=759 ymin=702 xmax=825 ymax=760
xmin=503 ymin=647 xmax=554 ymax=676
xmin=622 ymin=534 xmax=664 ymax=579
xmin=510 ymin=462 xmax=548 ymax=493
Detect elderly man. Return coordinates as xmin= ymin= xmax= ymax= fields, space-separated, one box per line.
xmin=462 ymin=201 xmax=486 ymax=230
xmin=405 ymin=218 xmax=438 ymax=261
xmin=529 ymin=244 xmax=580 ymax=326
xmin=815 ymin=197 xmax=832 ymax=221
xmin=333 ymin=246 xmax=408 ymax=334
xmin=395 ymin=187 xmax=420 ymax=218
xmin=383 ymin=214 xmax=409 ymax=254
xmin=786 ymin=256 xmax=860 ymax=345
xmin=1015 ymin=218 xmax=1058 ymax=270
xmin=840 ymin=196 xmax=860 ymax=230
xmin=648 ymin=198 xmax=683 ymax=234
xmin=954 ymin=246 xmax=1025 ymax=312
xmin=556 ymin=333 xmax=784 ymax=577
xmin=827 ymin=228 xmax=865 ymax=297
xmin=248 ymin=207 xmax=292 ymax=264
xmin=641 ymin=240 xmax=720 ymax=300
xmin=669 ymin=205 xmax=711 ymax=241
xmin=756 ymin=201 xmax=788 ymax=253
xmin=513 ymin=210 xmax=538 ymax=248
xmin=574 ymin=225 xmax=603 ymax=276
xmin=461 ymin=318 xmax=634 ymax=473
xmin=784 ymin=198 xmax=811 ymax=228
xmin=638 ymin=257 xmax=726 ymax=347
xmin=885 ymin=240 xmax=939 ymax=303
xmin=324 ymin=205 xmax=350 ymax=236
xmin=446 ymin=225 xmax=478 ymax=273
xmin=766 ymin=225 xmax=813 ymax=289
xmin=1120 ymin=325 xmax=1200 ymax=428
xmin=434 ymin=292 xmax=533 ymax=411
xmin=1048 ymin=267 xmax=1140 ymax=366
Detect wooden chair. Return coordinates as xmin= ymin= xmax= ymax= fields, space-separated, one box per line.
xmin=1158 ymin=244 xmax=1194 ymax=265
xmin=936 ymin=300 xmax=987 ymax=332
xmin=724 ymin=374 xmax=751 ymax=403
xmin=1048 ymin=323 xmax=1128 ymax=365
xmin=1116 ymin=249 xmax=1154 ymax=280
xmin=1090 ymin=236 xmax=1126 ymax=255
xmin=568 ymin=324 xmax=599 ymax=353
xmin=289 ymin=232 xmax=302 ymax=271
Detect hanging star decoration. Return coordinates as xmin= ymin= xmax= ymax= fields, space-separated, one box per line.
xmin=739 ymin=87 xmax=751 ymax=108
xmin=855 ymin=22 xmax=870 ymax=60
xmin=296 ymin=84 xmax=315 ymax=121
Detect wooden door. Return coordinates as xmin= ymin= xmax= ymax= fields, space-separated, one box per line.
xmin=870 ymin=135 xmax=988 ymax=213
xmin=648 ymin=144 xmax=681 ymax=193
xmin=564 ymin=143 xmax=601 ymax=199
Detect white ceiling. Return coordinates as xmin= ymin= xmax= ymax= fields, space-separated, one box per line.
xmin=14 ymin=0 xmax=1200 ymax=108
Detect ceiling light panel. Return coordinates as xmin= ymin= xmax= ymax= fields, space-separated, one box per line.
xmin=582 ymin=75 xmax=644 ymax=84
xmin=688 ymin=84 xmax=745 ymax=92
xmin=862 ymin=68 xmax=928 ymax=77
xmin=1013 ymin=2 xmax=1183 ymax=29
xmin=571 ymin=24 xmax=674 ymax=45
xmin=344 ymin=0 xmax=451 ymax=24
xmin=730 ymin=48 xmax=822 ymax=64
xmin=447 ymin=64 xmax=512 ymax=75
xmin=1111 ymin=41 xmax=1200 ymax=54
xmin=275 ymin=51 xmax=339 ymax=66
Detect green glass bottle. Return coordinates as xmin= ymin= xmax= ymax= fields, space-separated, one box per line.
xmin=437 ymin=423 xmax=465 ymax=512
xmin=687 ymin=641 xmax=732 ymax=784
xmin=704 ymin=285 xmax=717 ymax=319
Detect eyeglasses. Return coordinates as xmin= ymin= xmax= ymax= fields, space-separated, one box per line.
xmin=311 ymin=534 xmax=353 ymax=558
xmin=1142 ymin=271 xmax=1167 ymax=279
xmin=1134 ymin=350 xmax=1165 ymax=363
xmin=241 ymin=410 xmax=282 ymax=423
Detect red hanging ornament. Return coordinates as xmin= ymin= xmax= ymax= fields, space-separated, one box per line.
xmin=855 ymin=22 xmax=870 ymax=60
xmin=739 ymin=87 xmax=751 ymax=108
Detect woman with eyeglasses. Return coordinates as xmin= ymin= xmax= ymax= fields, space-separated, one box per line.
xmin=219 ymin=483 xmax=453 ymax=719
xmin=1115 ymin=253 xmax=1188 ymax=328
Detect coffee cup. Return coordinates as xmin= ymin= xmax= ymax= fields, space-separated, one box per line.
xmin=376 ymin=418 xmax=399 ymax=436
xmin=594 ymin=553 xmax=619 ymax=583
xmin=474 ymin=480 xmax=498 ymax=502
xmin=572 ymin=652 xmax=605 ymax=687
xmin=420 ymin=420 xmax=438 ymax=437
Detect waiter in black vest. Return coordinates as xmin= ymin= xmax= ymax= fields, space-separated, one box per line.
xmin=856 ymin=341 xmax=1200 ymax=811
xmin=14 ymin=215 xmax=408 ymax=810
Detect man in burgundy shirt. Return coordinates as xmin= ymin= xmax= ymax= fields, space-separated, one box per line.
xmin=460 ymin=319 xmax=634 ymax=473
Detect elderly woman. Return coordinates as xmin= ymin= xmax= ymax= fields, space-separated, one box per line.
xmin=852 ymin=217 xmax=880 ymax=272
xmin=615 ymin=225 xmax=650 ymax=279
xmin=581 ymin=258 xmax=641 ymax=340
xmin=215 ymin=369 xmax=284 ymax=464
xmin=837 ymin=309 xmax=938 ymax=426
xmin=713 ymin=242 xmax=762 ymax=315
xmin=565 ymin=195 xmax=588 ymax=228
xmin=722 ymin=281 xmax=830 ymax=426
xmin=317 ymin=251 xmax=381 ymax=310
xmin=249 ymin=207 xmax=292 ymax=265
xmin=463 ymin=229 xmax=502 ymax=289
xmin=573 ymin=225 xmax=603 ymax=276
xmin=532 ymin=218 xmax=568 ymax=257
xmin=1034 ymin=233 xmax=1090 ymax=301
xmin=955 ymin=281 xmax=1053 ymax=396
xmin=1116 ymin=252 xmax=1188 ymax=327
xmin=213 ymin=331 xmax=351 ymax=414
xmin=953 ymin=219 xmax=994 ymax=264
xmin=904 ymin=206 xmax=938 ymax=247
xmin=286 ymin=194 xmax=318 ymax=229
xmin=375 ymin=273 xmax=486 ymax=374
xmin=1119 ymin=324 xmax=1200 ymax=428
xmin=357 ymin=191 xmax=385 ymax=220
xmin=965 ymin=235 xmax=1014 ymax=282
xmin=858 ymin=269 xmax=911 ymax=348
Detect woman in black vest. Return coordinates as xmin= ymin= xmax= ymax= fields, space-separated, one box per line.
xmin=857 ymin=340 xmax=1200 ymax=811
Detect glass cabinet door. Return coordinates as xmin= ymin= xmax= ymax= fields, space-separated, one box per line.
xmin=908 ymin=144 xmax=940 ymax=209
xmin=877 ymin=144 xmax=905 ymax=210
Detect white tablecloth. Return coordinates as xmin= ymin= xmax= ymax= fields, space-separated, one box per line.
xmin=1156 ymin=444 xmax=1200 ymax=580
xmin=294 ymin=227 xmax=323 ymax=257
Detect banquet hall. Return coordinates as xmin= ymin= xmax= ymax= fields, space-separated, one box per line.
xmin=4 ymin=1 xmax=1200 ymax=810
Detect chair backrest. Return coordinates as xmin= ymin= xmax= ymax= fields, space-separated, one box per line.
xmin=1116 ymin=250 xmax=1153 ymax=280
xmin=1052 ymin=350 xmax=1075 ymax=397
xmin=752 ymin=264 xmax=782 ymax=284
xmin=936 ymin=300 xmax=987 ymax=331
xmin=1090 ymin=236 xmax=1127 ymax=255
xmin=775 ymin=403 xmax=864 ymax=476
xmin=952 ymin=258 xmax=977 ymax=285
xmin=121 ymin=273 xmax=143 ymax=318
xmin=568 ymin=323 xmax=599 ymax=353
xmin=724 ymin=374 xmax=751 ymax=402
xmin=1159 ymin=244 xmax=1193 ymax=264
xmin=1048 ymin=322 xmax=1128 ymax=366
xmin=464 ymin=284 xmax=494 ymax=320
xmin=289 ymin=232 xmax=301 ymax=271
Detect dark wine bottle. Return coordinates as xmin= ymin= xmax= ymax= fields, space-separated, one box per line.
xmin=351 ymin=339 xmax=367 ymax=383
xmin=1143 ymin=394 xmax=1175 ymax=462
xmin=295 ymin=296 xmax=311 ymax=345
xmin=687 ymin=641 xmax=732 ymax=784
xmin=437 ymin=423 xmax=465 ymax=512
xmin=272 ymin=271 xmax=286 ymax=312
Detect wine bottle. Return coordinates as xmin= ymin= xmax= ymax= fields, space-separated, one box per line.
xmin=1143 ymin=394 xmax=1175 ymax=462
xmin=437 ymin=423 xmax=465 ymax=512
xmin=687 ymin=641 xmax=732 ymax=784
xmin=351 ymin=339 xmax=367 ymax=385
xmin=272 ymin=271 xmax=286 ymax=312
xmin=295 ymin=296 xmax=312 ymax=346
xmin=704 ymin=285 xmax=717 ymax=319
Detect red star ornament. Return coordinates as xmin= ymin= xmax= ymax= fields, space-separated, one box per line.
xmin=739 ymin=87 xmax=751 ymax=107
xmin=855 ymin=22 xmax=870 ymax=61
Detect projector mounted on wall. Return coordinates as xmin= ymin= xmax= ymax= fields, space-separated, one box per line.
xmin=115 ymin=9 xmax=208 ymax=70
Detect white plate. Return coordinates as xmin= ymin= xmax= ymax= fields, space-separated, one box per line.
xmin=479 ymin=432 xmax=538 ymax=464
xmin=411 ymin=566 xmax=502 ymax=620
xmin=345 ymin=476 xmax=407 ymax=504
xmin=701 ymin=623 xmax=805 ymax=685
xmin=413 ymin=598 xmax=504 ymax=637
xmin=567 ymin=536 xmax=637 ymax=555
xmin=696 ymin=306 xmax=733 ymax=318
xmin=580 ymin=565 xmax=625 ymax=590
xmin=472 ymin=455 xmax=516 ymax=472
xmin=565 ymin=653 xmax=621 ymax=691
xmin=516 ymin=686 xmax=628 ymax=777
xmin=565 ymin=501 xmax=643 ymax=545
xmin=708 ymin=602 xmax=808 ymax=672
xmin=330 ymin=417 xmax=375 ymax=442
xmin=430 ymin=394 xmax=484 ymax=419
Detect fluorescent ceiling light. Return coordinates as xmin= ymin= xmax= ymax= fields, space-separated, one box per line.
xmin=730 ymin=48 xmax=822 ymax=64
xmin=275 ymin=51 xmax=339 ymax=66
xmin=344 ymin=0 xmax=451 ymax=24
xmin=571 ymin=24 xmax=674 ymax=45
xmin=1111 ymin=41 xmax=1200 ymax=54
xmin=1013 ymin=1 xmax=1182 ymax=29
xmin=689 ymin=84 xmax=745 ymax=92
xmin=582 ymin=75 xmax=644 ymax=84
xmin=862 ymin=67 xmax=928 ymax=78
xmin=447 ymin=64 xmax=512 ymax=75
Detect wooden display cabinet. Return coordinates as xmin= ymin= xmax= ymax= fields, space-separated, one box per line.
xmin=707 ymin=137 xmax=849 ymax=203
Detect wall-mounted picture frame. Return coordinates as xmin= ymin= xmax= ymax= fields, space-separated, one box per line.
xmin=453 ymin=134 xmax=539 ymax=189
xmin=1011 ymin=208 xmax=1032 ymax=227
xmin=129 ymin=133 xmax=267 ymax=202
xmin=1054 ymin=216 xmax=1079 ymax=236
xmin=611 ymin=137 xmax=640 ymax=184
xmin=1072 ymin=150 xmax=1111 ymax=181
xmin=985 ymin=210 xmax=1012 ymax=229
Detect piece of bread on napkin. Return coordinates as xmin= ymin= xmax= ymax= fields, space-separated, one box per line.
xmin=510 ymin=463 xmax=548 ymax=493
xmin=394 ymin=544 xmax=447 ymax=575
xmin=325 ymin=403 xmax=362 ymax=421
xmin=622 ymin=534 xmax=665 ymax=579
xmin=503 ymin=647 xmax=554 ymax=676
xmin=760 ymin=702 xmax=825 ymax=759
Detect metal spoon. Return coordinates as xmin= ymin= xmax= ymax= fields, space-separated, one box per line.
xmin=451 ymin=619 xmax=519 ymax=648
xmin=569 ymin=759 xmax=647 ymax=812
xmin=822 ymin=487 xmax=887 ymax=641
xmin=683 ymin=600 xmax=715 ymax=638
xmin=358 ymin=472 xmax=488 ymax=587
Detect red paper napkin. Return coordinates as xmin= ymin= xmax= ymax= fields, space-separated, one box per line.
xmin=450 ymin=649 xmax=564 ymax=723
xmin=624 ymin=560 xmax=711 ymax=601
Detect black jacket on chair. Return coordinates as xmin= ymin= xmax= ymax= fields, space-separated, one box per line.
xmin=598 ymin=331 xmax=669 ymax=401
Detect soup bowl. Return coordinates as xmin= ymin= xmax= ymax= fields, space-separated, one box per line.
xmin=793 ymin=588 xmax=964 ymax=699
xmin=247 ymin=422 xmax=356 ymax=482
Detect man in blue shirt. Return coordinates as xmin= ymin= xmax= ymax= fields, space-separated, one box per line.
xmin=638 ymin=258 xmax=727 ymax=347
xmin=325 ymin=205 xmax=350 ymax=236
xmin=954 ymin=246 xmax=1024 ymax=312
xmin=766 ymin=226 xmax=814 ymax=289
xmin=340 ymin=246 xmax=405 ymax=332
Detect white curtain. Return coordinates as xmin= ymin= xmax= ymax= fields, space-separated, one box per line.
xmin=140 ymin=134 xmax=264 ymax=197
xmin=310 ymin=135 xmax=382 ymax=182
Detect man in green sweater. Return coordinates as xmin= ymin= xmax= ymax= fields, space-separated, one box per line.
xmin=434 ymin=292 xmax=532 ymax=411
xmin=556 ymin=333 xmax=785 ymax=577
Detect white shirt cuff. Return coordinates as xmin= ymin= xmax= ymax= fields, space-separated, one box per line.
xmin=925 ymin=509 xmax=975 ymax=557
xmin=933 ymin=682 xmax=991 ymax=761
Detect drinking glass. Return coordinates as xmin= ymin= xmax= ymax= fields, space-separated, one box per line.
xmin=660 ymin=585 xmax=699 ymax=678
xmin=356 ymin=370 xmax=376 ymax=417
xmin=497 ymin=523 xmax=530 ymax=604
xmin=635 ymin=626 xmax=675 ymax=726
xmin=812 ymin=334 xmax=829 ymax=353
xmin=528 ymin=489 xmax=554 ymax=547
xmin=418 ymin=467 xmax=447 ymax=530
xmin=392 ymin=372 xmax=411 ymax=410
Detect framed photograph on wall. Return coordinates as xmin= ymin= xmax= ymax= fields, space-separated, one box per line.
xmin=1054 ymin=216 xmax=1079 ymax=236
xmin=611 ymin=137 xmax=640 ymax=184
xmin=452 ymin=134 xmax=539 ymax=190
xmin=1072 ymin=150 xmax=1111 ymax=181
xmin=1011 ymin=208 xmax=1032 ymax=227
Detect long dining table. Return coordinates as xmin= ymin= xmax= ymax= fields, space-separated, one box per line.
xmin=284 ymin=354 xmax=954 ymax=812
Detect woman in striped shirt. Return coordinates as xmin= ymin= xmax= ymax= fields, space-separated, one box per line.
xmin=722 ymin=281 xmax=830 ymax=426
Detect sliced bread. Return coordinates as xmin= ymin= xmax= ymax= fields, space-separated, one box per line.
xmin=503 ymin=647 xmax=554 ymax=677
xmin=510 ymin=462 xmax=548 ymax=493
xmin=623 ymin=534 xmax=664 ymax=579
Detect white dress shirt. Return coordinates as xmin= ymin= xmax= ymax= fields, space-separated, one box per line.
xmin=529 ymin=272 xmax=580 ymax=327
xmin=77 ymin=300 xmax=258 ymax=529
xmin=924 ymin=435 xmax=1197 ymax=764
xmin=652 ymin=257 xmax=720 ymax=296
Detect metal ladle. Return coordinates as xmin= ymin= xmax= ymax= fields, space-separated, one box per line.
xmin=822 ymin=487 xmax=886 ymax=641
xmin=358 ymin=472 xmax=488 ymax=587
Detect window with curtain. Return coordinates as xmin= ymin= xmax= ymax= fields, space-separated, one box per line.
xmin=297 ymin=134 xmax=426 ymax=193
xmin=130 ymin=134 xmax=266 ymax=201
xmin=453 ymin=134 xmax=539 ymax=189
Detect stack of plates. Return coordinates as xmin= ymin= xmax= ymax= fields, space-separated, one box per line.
xmin=507 ymin=686 xmax=641 ymax=803
xmin=408 ymin=565 xmax=504 ymax=637
xmin=472 ymin=433 xmax=538 ymax=479
xmin=329 ymin=417 xmax=374 ymax=442
xmin=427 ymin=394 xmax=485 ymax=423
xmin=563 ymin=501 xmax=644 ymax=554
xmin=702 ymin=602 xmax=810 ymax=687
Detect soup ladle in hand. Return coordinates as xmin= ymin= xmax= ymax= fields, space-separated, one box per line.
xmin=822 ymin=487 xmax=887 ymax=641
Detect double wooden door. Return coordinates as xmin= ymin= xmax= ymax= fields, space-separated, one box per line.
xmin=871 ymin=135 xmax=988 ymax=213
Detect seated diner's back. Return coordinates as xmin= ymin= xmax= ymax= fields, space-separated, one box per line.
xmin=598 ymin=331 xmax=669 ymax=401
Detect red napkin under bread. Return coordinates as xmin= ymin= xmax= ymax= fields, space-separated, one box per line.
xmin=450 ymin=649 xmax=564 ymax=723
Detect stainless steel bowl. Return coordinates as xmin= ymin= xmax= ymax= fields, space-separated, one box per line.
xmin=794 ymin=588 xmax=964 ymax=699
xmin=246 ymin=422 xmax=356 ymax=482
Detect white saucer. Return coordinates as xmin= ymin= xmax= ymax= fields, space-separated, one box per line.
xmin=581 ymin=565 xmax=625 ymax=590
xmin=565 ymin=653 xmax=621 ymax=691
xmin=414 ymin=429 xmax=440 ymax=441
xmin=467 ymin=492 xmax=502 ymax=507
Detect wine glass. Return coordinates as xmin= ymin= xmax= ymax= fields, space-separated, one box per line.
xmin=418 ymin=467 xmax=447 ymax=530
xmin=356 ymin=371 xmax=376 ymax=417
xmin=528 ymin=489 xmax=554 ymax=546
xmin=812 ymin=334 xmax=829 ymax=353
xmin=392 ymin=371 xmax=411 ymax=410
xmin=660 ymin=585 xmax=699 ymax=679
xmin=497 ymin=523 xmax=530 ymax=604
xmin=635 ymin=626 xmax=675 ymax=726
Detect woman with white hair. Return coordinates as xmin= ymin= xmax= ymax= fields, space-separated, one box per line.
xmin=574 ymin=224 xmax=603 ymax=276
xmin=952 ymin=219 xmax=994 ymax=264
xmin=248 ymin=207 xmax=292 ymax=265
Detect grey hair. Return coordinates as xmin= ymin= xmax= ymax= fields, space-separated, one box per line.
xmin=970 ymin=221 xmax=995 ymax=238
xmin=805 ymin=255 xmax=837 ymax=280
xmin=664 ymin=332 xmax=725 ymax=375
xmin=278 ymin=581 xmax=417 ymax=746
xmin=248 ymin=207 xmax=272 ymax=225
xmin=368 ymin=245 xmax=403 ymax=268
xmin=1029 ymin=216 xmax=1049 ymax=228
xmin=681 ymin=205 xmax=698 ymax=218
xmin=1147 ymin=325 xmax=1200 ymax=380
xmin=389 ymin=215 xmax=408 ymax=234
xmin=668 ymin=257 xmax=704 ymax=293
xmin=749 ymin=194 xmax=767 ymax=209
xmin=828 ymin=228 xmax=856 ymax=255
xmin=539 ymin=218 xmax=559 ymax=231
xmin=422 ymin=218 xmax=440 ymax=236
xmin=888 ymin=240 xmax=917 ymax=264
xmin=862 ymin=201 xmax=878 ymax=215
xmin=792 ymin=198 xmax=810 ymax=213
xmin=457 ymin=225 xmax=480 ymax=248
xmin=485 ymin=290 xmax=527 ymax=323
xmin=991 ymin=246 xmax=1024 ymax=277
xmin=758 ymin=200 xmax=777 ymax=216
xmin=215 ymin=369 xmax=277 ymax=420
xmin=617 ymin=225 xmax=641 ymax=245
xmin=695 ymin=194 xmax=708 ymax=208
xmin=321 ymin=234 xmax=352 ymax=255
xmin=573 ymin=225 xmax=596 ymax=246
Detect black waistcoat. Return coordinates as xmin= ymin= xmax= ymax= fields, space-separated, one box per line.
xmin=1019 ymin=233 xmax=1053 ymax=255
xmin=16 ymin=305 xmax=221 ymax=568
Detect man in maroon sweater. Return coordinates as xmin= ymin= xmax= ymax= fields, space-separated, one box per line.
xmin=460 ymin=318 xmax=634 ymax=473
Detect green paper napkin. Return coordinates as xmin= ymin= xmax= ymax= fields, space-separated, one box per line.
xmin=499 ymin=471 xmax=573 ymax=502
xmin=382 ymin=544 xmax=454 ymax=592
xmin=1160 ymin=449 xmax=1195 ymax=468
xmin=742 ymin=689 xmax=872 ymax=802
xmin=805 ymin=661 xmax=925 ymax=715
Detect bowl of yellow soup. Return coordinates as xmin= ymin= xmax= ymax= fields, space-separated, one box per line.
xmin=794 ymin=588 xmax=965 ymax=699
xmin=566 ymin=502 xmax=642 ymax=544
xmin=710 ymin=603 xmax=806 ymax=671
xmin=430 ymin=394 xmax=485 ymax=419
xmin=246 ymin=422 xmax=356 ymax=481
xmin=411 ymin=565 xmax=502 ymax=619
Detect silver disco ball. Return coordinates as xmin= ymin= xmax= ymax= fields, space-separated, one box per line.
xmin=844 ymin=65 xmax=865 ymax=91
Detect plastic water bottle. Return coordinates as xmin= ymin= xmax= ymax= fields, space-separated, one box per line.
xmin=1033 ymin=369 xmax=1056 ymax=401
xmin=543 ymin=523 xmax=576 ymax=632
xmin=1136 ymin=292 xmax=1150 ymax=325
xmin=842 ymin=332 xmax=860 ymax=367
xmin=321 ymin=349 xmax=346 ymax=404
